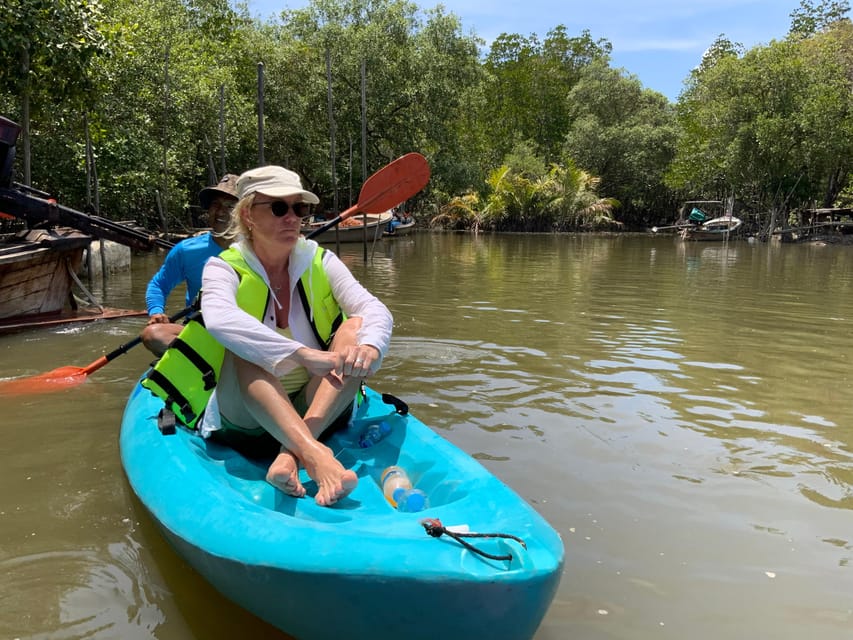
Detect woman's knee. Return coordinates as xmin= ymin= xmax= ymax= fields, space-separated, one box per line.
xmin=230 ymin=354 xmax=268 ymax=383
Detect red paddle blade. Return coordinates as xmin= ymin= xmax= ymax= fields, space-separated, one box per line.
xmin=0 ymin=366 xmax=89 ymax=395
xmin=340 ymin=153 xmax=430 ymax=221
xmin=359 ymin=152 xmax=430 ymax=213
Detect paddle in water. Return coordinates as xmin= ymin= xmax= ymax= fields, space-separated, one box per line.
xmin=0 ymin=306 xmax=196 ymax=396
xmin=1 ymin=152 xmax=431 ymax=395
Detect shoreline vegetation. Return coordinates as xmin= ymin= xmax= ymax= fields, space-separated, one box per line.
xmin=1 ymin=0 xmax=852 ymax=240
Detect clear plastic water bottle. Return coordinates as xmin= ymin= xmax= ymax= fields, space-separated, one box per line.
xmin=358 ymin=420 xmax=391 ymax=448
xmin=381 ymin=465 xmax=410 ymax=503
xmin=381 ymin=466 xmax=428 ymax=512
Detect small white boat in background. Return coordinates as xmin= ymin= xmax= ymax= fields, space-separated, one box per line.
xmin=383 ymin=216 xmax=416 ymax=237
xmin=652 ymin=198 xmax=743 ymax=241
xmin=680 ymin=215 xmax=743 ymax=241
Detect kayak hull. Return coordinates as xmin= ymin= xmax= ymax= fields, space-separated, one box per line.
xmin=120 ymin=382 xmax=563 ymax=639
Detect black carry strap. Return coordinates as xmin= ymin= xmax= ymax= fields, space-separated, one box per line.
xmin=146 ymin=368 xmax=196 ymax=426
xmin=381 ymin=392 xmax=409 ymax=415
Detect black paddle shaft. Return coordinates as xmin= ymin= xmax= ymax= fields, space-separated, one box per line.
xmin=103 ymin=306 xmax=195 ymax=362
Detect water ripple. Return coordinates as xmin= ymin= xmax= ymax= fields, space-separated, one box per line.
xmin=0 ymin=537 xmax=165 ymax=639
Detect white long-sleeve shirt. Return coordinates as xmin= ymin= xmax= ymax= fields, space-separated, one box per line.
xmin=198 ymin=236 xmax=392 ymax=434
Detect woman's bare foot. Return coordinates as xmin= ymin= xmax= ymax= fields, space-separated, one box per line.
xmin=266 ymin=448 xmax=306 ymax=498
xmin=301 ymin=443 xmax=358 ymax=506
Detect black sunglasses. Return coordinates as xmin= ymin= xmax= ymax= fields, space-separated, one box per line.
xmin=253 ymin=200 xmax=311 ymax=220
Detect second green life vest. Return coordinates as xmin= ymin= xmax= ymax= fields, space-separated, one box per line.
xmin=141 ymin=246 xmax=343 ymax=428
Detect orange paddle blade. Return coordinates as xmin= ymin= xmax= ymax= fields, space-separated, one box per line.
xmin=338 ymin=152 xmax=430 ymax=222
xmin=0 ymin=366 xmax=89 ymax=395
xmin=306 ymin=152 xmax=431 ymax=239
xmin=357 ymin=152 xmax=430 ymax=213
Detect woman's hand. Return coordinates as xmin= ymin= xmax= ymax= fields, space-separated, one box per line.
xmin=340 ymin=344 xmax=380 ymax=378
xmin=295 ymin=347 xmax=344 ymax=384
xmin=295 ymin=344 xmax=379 ymax=384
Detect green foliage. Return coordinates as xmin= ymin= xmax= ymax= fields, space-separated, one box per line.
xmin=429 ymin=192 xmax=483 ymax=231
xmin=482 ymin=26 xmax=612 ymax=163
xmin=0 ymin=0 xmax=114 ymax=111
xmin=790 ymin=0 xmax=851 ymax=37
xmin=278 ymin=0 xmax=484 ymax=202
xmin=431 ymin=144 xmax=619 ymax=232
xmin=1 ymin=0 xmax=851 ymax=238
xmin=544 ymin=160 xmax=621 ymax=230
xmin=563 ymin=60 xmax=678 ymax=226
xmin=668 ymin=19 xmax=853 ymax=225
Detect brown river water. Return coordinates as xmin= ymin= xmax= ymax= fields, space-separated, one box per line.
xmin=1 ymin=232 xmax=851 ymax=639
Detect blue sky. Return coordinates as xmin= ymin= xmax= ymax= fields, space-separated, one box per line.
xmin=242 ymin=0 xmax=802 ymax=101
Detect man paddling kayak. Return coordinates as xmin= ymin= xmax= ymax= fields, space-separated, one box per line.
xmin=141 ymin=173 xmax=239 ymax=356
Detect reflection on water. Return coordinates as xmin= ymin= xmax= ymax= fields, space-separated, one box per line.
xmin=1 ymin=234 xmax=852 ymax=639
xmin=0 ymin=543 xmax=164 ymax=639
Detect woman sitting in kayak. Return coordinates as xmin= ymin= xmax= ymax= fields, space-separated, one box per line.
xmin=199 ymin=165 xmax=393 ymax=506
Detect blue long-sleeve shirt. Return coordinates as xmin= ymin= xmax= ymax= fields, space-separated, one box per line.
xmin=145 ymin=233 xmax=224 ymax=315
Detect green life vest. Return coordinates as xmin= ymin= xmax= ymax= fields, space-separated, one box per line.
xmin=296 ymin=245 xmax=345 ymax=348
xmin=142 ymin=245 xmax=343 ymax=428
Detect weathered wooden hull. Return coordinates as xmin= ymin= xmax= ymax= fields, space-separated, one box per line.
xmin=0 ymin=228 xmax=90 ymax=320
xmin=0 ymin=306 xmax=146 ymax=335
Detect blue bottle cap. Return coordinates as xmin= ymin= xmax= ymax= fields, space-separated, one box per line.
xmin=398 ymin=489 xmax=427 ymax=512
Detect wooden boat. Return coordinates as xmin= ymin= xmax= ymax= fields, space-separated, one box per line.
xmin=657 ymin=198 xmax=743 ymax=241
xmin=680 ymin=215 xmax=743 ymax=241
xmin=303 ymin=212 xmax=393 ymax=244
xmin=0 ymin=227 xmax=91 ymax=320
xmin=0 ymin=305 xmax=146 ymax=335
xmin=120 ymin=381 xmax=564 ymax=640
xmin=0 ymin=227 xmax=146 ymax=332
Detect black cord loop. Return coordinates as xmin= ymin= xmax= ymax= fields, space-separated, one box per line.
xmin=420 ymin=517 xmax=526 ymax=562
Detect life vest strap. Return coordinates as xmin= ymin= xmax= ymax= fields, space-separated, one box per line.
xmin=170 ymin=336 xmax=217 ymax=390
xmin=146 ymin=368 xmax=197 ymax=426
xmin=296 ymin=278 xmax=329 ymax=348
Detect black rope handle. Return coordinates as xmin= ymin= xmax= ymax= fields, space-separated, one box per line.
xmin=421 ymin=517 xmax=526 ymax=562
xmin=381 ymin=392 xmax=409 ymax=415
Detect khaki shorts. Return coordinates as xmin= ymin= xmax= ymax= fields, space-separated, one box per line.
xmin=208 ymin=387 xmax=352 ymax=460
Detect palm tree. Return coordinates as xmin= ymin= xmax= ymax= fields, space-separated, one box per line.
xmin=545 ymin=161 xmax=621 ymax=230
xmin=431 ymin=159 xmax=620 ymax=232
xmin=481 ymin=164 xmax=545 ymax=231
xmin=429 ymin=192 xmax=483 ymax=231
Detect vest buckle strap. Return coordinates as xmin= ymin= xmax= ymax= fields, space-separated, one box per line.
xmin=201 ymin=370 xmax=217 ymax=391
xmin=157 ymin=408 xmax=177 ymax=435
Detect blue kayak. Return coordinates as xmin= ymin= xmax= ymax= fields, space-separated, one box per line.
xmin=120 ymin=381 xmax=564 ymax=640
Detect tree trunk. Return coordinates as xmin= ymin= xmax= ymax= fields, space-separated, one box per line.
xmin=21 ymin=46 xmax=31 ymax=187
xmin=762 ymin=204 xmax=781 ymax=242
xmin=824 ymin=166 xmax=846 ymax=208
